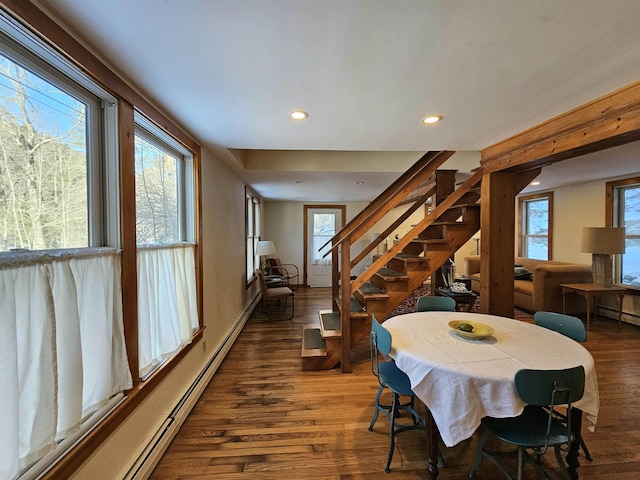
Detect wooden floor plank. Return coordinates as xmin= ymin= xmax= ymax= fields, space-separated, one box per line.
xmin=150 ymin=287 xmax=640 ymax=479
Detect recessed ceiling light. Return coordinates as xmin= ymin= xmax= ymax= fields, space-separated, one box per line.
xmin=355 ymin=181 xmax=365 ymax=185
xmin=421 ymin=115 xmax=442 ymax=124
xmin=289 ymin=110 xmax=308 ymax=120
xmin=531 ymin=181 xmax=541 ymax=186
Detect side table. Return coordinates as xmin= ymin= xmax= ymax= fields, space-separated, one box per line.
xmin=561 ymin=283 xmax=626 ymax=329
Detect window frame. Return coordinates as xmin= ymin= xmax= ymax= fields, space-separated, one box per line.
xmin=0 ymin=20 xmax=119 ymax=251
xmin=246 ymin=186 xmax=261 ymax=284
xmin=134 ymin=113 xmax=194 ymax=246
xmin=607 ymin=176 xmax=640 ymax=289
xmin=518 ymin=192 xmax=553 ymax=260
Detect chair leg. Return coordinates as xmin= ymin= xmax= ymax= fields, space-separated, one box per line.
xmin=517 ymin=447 xmax=525 ymax=480
xmin=385 ymin=392 xmax=400 ymax=473
xmin=554 ymin=446 xmax=572 ymax=480
xmin=469 ymin=428 xmax=490 ymax=477
xmin=369 ymin=385 xmax=385 ymax=431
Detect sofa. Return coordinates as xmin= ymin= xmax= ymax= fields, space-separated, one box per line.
xmin=464 ymin=255 xmax=593 ymax=314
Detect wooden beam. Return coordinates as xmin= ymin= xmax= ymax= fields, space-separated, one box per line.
xmin=481 ymin=80 xmax=640 ymax=173
xmin=479 ymin=171 xmax=516 ymax=317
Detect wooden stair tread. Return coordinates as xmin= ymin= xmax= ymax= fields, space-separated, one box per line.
xmin=301 ymin=328 xmax=326 ymax=357
xmin=377 ymin=267 xmax=409 ymax=279
xmin=359 ymin=282 xmax=384 ymax=295
xmin=319 ymin=310 xmax=341 ymax=338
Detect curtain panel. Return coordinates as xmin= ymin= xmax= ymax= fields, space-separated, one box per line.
xmin=137 ymin=244 xmax=199 ymax=379
xmin=0 ymin=249 xmax=132 ymax=479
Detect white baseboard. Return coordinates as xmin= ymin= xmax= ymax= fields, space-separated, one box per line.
xmin=123 ymin=294 xmax=260 ymax=480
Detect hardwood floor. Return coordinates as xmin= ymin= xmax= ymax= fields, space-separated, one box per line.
xmin=150 ymin=287 xmax=640 ymax=479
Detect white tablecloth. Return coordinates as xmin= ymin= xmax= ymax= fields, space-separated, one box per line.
xmin=384 ymin=311 xmax=599 ymax=447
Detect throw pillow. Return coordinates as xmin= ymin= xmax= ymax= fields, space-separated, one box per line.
xmin=514 ymin=266 xmax=533 ymax=280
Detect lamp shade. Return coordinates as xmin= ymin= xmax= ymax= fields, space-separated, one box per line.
xmin=581 ymin=227 xmax=626 ymax=254
xmin=256 ymin=240 xmax=276 ymax=256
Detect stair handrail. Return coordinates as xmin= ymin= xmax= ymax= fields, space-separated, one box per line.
xmin=350 ymin=168 xmax=484 ymax=293
xmin=319 ymin=150 xmax=454 ymax=254
xmin=349 ymin=186 xmax=436 ymax=269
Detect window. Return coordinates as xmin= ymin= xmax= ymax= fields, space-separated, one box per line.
xmin=0 ymin=14 xmax=127 ymax=480
xmin=518 ymin=192 xmax=553 ymax=260
xmin=0 ymin=31 xmax=116 ymax=251
xmin=246 ymin=188 xmax=261 ymax=282
xmin=135 ymin=115 xmax=198 ymax=379
xmin=608 ymin=177 xmax=640 ymax=287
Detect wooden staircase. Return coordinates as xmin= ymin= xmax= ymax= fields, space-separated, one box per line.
xmin=301 ymin=151 xmax=485 ymax=372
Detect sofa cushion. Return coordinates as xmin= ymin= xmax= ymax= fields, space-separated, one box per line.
xmin=514 ymin=266 xmax=533 ymax=280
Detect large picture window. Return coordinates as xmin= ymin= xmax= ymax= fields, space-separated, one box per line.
xmin=0 ymin=38 xmax=106 ymax=251
xmin=0 ymin=15 xmax=126 ymax=480
xmin=608 ymin=177 xmax=640 ymax=287
xmin=135 ymin=116 xmax=198 ymax=379
xmin=518 ymin=192 xmax=553 ymax=260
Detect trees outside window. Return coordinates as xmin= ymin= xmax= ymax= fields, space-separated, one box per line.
xmin=135 ymin=132 xmax=180 ymax=244
xmin=518 ymin=192 xmax=553 ymax=260
xmin=0 ymin=52 xmax=93 ymax=251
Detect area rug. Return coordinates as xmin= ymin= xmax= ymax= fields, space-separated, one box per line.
xmin=388 ymin=285 xmax=533 ymax=320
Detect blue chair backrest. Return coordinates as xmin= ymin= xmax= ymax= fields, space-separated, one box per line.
xmin=515 ymin=366 xmax=585 ymax=406
xmin=534 ymin=311 xmax=587 ymax=342
xmin=416 ymin=295 xmax=456 ymax=312
xmin=371 ymin=315 xmax=392 ymax=355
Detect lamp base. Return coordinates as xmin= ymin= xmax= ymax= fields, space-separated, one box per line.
xmin=592 ymin=253 xmax=613 ymax=287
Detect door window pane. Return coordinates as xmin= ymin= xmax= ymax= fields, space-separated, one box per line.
xmin=313 ymin=213 xmax=335 ymax=262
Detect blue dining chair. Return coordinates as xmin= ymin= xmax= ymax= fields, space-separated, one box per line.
xmin=469 ymin=366 xmax=586 ymax=480
xmin=534 ymin=311 xmax=587 ymax=342
xmin=369 ymin=315 xmax=444 ymax=472
xmin=534 ymin=311 xmax=591 ymax=461
xmin=416 ymin=295 xmax=456 ymax=312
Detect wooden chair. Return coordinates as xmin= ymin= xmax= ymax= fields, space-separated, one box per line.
xmin=266 ymin=258 xmax=299 ymax=290
xmin=256 ymin=270 xmax=294 ymax=320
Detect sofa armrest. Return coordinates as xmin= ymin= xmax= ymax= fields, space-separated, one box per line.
xmin=464 ymin=255 xmax=481 ymax=275
xmin=531 ymin=264 xmax=593 ymax=313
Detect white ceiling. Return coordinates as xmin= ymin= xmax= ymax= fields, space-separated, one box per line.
xmin=37 ymin=0 xmax=640 ymax=201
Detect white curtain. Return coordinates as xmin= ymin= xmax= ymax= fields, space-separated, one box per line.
xmin=137 ymin=244 xmax=199 ymax=378
xmin=0 ymin=249 xmax=132 ymax=480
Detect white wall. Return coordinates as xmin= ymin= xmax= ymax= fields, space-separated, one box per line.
xmin=69 ymin=148 xmax=260 ymax=479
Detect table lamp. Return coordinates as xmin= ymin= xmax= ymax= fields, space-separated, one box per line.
xmin=256 ymin=240 xmax=276 ymax=273
xmin=581 ymin=227 xmax=625 ymax=287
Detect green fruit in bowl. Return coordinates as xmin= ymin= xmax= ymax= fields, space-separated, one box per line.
xmin=458 ymin=323 xmax=474 ymax=332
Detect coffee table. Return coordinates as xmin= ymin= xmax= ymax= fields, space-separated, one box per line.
xmin=436 ymin=286 xmax=477 ymax=311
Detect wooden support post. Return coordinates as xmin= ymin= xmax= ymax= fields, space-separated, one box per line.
xmin=433 ymin=170 xmax=457 ymax=293
xmin=480 ymin=171 xmax=516 ymax=317
xmin=340 ymin=244 xmax=352 ymax=373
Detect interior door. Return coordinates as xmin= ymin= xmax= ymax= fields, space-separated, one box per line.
xmin=306 ymin=207 xmax=344 ymax=287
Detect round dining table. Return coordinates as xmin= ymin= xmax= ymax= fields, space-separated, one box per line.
xmin=383 ymin=311 xmax=600 ymax=480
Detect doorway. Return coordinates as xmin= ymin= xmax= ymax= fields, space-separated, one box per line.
xmin=304 ymin=205 xmax=346 ymax=287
